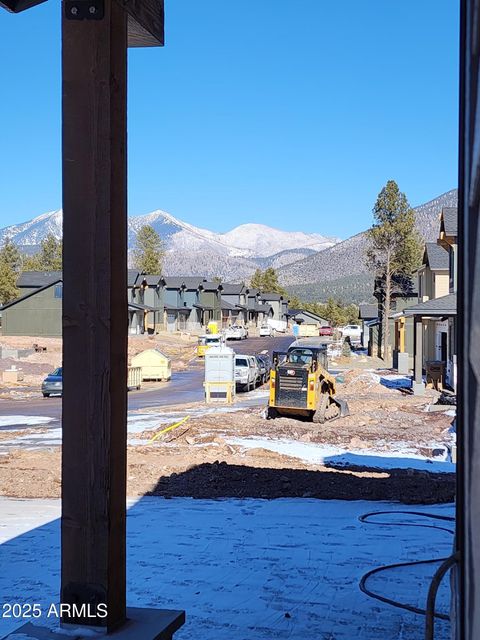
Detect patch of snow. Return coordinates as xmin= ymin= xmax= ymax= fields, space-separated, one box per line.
xmin=0 ymin=497 xmax=453 ymax=639
xmin=0 ymin=416 xmax=54 ymax=428
xmin=228 ymin=437 xmax=455 ymax=473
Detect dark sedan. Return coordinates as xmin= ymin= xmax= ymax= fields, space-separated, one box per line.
xmin=42 ymin=367 xmax=62 ymax=397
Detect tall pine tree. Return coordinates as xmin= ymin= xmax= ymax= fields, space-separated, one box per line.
xmin=366 ymin=180 xmax=423 ymax=362
xmin=132 ymin=225 xmax=164 ymax=274
xmin=0 ymin=238 xmax=21 ymax=305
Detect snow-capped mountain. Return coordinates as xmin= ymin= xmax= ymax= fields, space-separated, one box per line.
xmin=0 ymin=208 xmax=338 ymax=280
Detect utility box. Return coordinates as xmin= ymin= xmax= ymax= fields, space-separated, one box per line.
xmin=204 ymin=345 xmax=235 ymax=403
xmin=131 ymin=348 xmax=172 ymax=381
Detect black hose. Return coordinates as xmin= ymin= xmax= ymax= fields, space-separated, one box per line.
xmin=425 ymin=553 xmax=459 ymax=640
xmin=359 ymin=510 xmax=455 ymax=624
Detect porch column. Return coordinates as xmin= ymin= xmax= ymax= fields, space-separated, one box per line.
xmin=412 ymin=315 xmax=425 ymax=395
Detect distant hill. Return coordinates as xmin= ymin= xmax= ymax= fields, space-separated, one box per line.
xmin=278 ymin=189 xmax=458 ymax=302
xmin=286 ymin=274 xmax=376 ymax=305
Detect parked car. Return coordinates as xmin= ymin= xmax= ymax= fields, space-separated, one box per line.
xmin=42 ymin=367 xmax=62 ymax=397
xmin=259 ymin=323 xmax=273 ymax=337
xmin=338 ymin=324 xmax=362 ymax=343
xmin=225 ymin=325 xmax=248 ymax=340
xmin=319 ymin=325 xmax=334 ymax=336
xmin=255 ymin=353 xmax=271 ymax=384
xmin=235 ymin=354 xmax=258 ymax=391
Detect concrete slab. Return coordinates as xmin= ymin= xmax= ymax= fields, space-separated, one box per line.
xmin=1 ymin=608 xmax=185 ymax=640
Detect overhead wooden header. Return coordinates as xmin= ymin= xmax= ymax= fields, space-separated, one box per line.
xmin=0 ymin=0 xmax=164 ymax=47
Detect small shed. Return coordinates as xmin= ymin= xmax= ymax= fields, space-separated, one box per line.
xmin=131 ymin=348 xmax=172 ymax=381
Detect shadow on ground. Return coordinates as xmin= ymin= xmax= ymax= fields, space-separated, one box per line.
xmin=146 ymin=461 xmax=455 ymax=504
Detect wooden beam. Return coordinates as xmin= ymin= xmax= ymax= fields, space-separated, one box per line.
xmin=61 ymin=0 xmax=128 ymax=630
xmin=116 ymin=0 xmax=164 ymax=47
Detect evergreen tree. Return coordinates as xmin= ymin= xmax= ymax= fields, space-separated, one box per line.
xmin=23 ymin=233 xmax=62 ymax=271
xmin=0 ymin=238 xmax=21 ymax=305
xmin=132 ymin=225 xmax=164 ymax=274
xmin=366 ymin=180 xmax=423 ymax=362
xmin=249 ymin=267 xmax=287 ymax=295
xmin=249 ymin=269 xmax=264 ymax=290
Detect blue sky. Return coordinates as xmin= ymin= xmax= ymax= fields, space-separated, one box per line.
xmin=0 ymin=0 xmax=459 ymax=239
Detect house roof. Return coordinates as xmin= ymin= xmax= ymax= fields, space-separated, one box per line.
xmin=440 ymin=207 xmax=458 ymax=237
xmin=200 ymin=281 xmax=223 ymax=292
xmin=424 ymin=243 xmax=449 ymax=271
xmin=288 ymin=308 xmax=327 ymax=322
xmin=17 ymin=271 xmax=63 ymax=288
xmin=260 ymin=292 xmax=283 ymax=301
xmin=247 ymin=288 xmax=260 ymax=297
xmin=255 ymin=304 xmax=273 ymax=313
xmin=128 ymin=269 xmax=140 ymax=287
xmin=138 ymin=274 xmax=163 ymax=286
xmin=1 ymin=279 xmax=62 ymax=311
xmin=128 ymin=302 xmax=156 ymax=312
xmin=221 ymin=299 xmax=238 ymax=310
xmin=358 ymin=304 xmax=378 ymax=320
xmin=221 ymin=283 xmax=247 ymax=295
xmin=162 ymin=277 xmax=206 ymax=290
xmin=403 ymin=293 xmax=457 ymax=317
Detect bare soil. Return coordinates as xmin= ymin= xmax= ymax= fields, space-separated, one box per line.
xmin=0 ymin=333 xmax=196 ymax=397
xmin=0 ymin=371 xmax=455 ymax=504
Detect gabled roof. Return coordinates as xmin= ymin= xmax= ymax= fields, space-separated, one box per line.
xmin=128 ymin=269 xmax=141 ymax=287
xmin=255 ymin=304 xmax=273 ymax=313
xmin=200 ymin=281 xmax=223 ymax=292
xmin=440 ymin=207 xmax=458 ymax=237
xmin=1 ymin=279 xmax=62 ymax=311
xmin=288 ymin=308 xmax=327 ymax=322
xmin=221 ymin=283 xmax=248 ymax=295
xmin=221 ymin=299 xmax=238 ymax=310
xmin=424 ymin=243 xmax=449 ymax=271
xmin=137 ymin=274 xmax=163 ymax=287
xmin=359 ymin=304 xmax=378 ymax=320
xmin=260 ymin=292 xmax=283 ymax=301
xmin=403 ymin=293 xmax=457 ymax=317
xmin=17 ymin=271 xmax=62 ymax=288
xmin=162 ymin=277 xmax=205 ymax=290
xmin=128 ymin=302 xmax=156 ymax=312
xmin=247 ymin=288 xmax=260 ymax=297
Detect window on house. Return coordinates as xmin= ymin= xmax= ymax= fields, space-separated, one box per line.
xmin=54 ymin=284 xmax=63 ymax=299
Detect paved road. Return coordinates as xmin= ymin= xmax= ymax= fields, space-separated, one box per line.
xmin=0 ymin=335 xmax=294 ymax=433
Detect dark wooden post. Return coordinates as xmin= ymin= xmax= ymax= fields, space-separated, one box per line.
xmin=61 ymin=0 xmax=128 ymax=629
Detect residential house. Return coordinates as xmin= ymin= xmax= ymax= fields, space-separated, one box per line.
xmin=369 ymin=275 xmax=417 ymax=365
xmin=402 ymin=207 xmax=458 ymax=393
xmin=259 ymin=293 xmax=288 ymax=323
xmin=198 ymin=281 xmax=223 ymax=327
xmin=1 ymin=275 xmax=63 ymax=336
xmin=358 ymin=303 xmax=378 ymax=349
xmin=287 ymin=308 xmax=329 ymax=328
xmin=16 ymin=271 xmax=63 ymax=295
xmin=135 ymin=274 xmax=164 ymax=334
xmin=221 ymin=284 xmax=249 ymax=327
xmin=162 ymin=277 xmax=196 ymax=332
xmin=127 ymin=269 xmax=156 ymax=335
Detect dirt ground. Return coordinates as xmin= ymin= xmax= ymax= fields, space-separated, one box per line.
xmin=0 ymin=333 xmax=196 ymax=398
xmin=0 ymin=370 xmax=456 ymax=504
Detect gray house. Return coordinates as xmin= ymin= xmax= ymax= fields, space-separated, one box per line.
xmin=221 ymin=284 xmax=249 ymax=326
xmin=1 ymin=277 xmax=63 ymax=336
xmin=287 ymin=308 xmax=329 ymax=327
xmin=136 ymin=274 xmax=164 ymax=334
xmin=259 ymin=293 xmax=287 ymax=322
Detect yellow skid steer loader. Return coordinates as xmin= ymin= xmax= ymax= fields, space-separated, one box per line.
xmin=267 ymin=339 xmax=349 ymax=423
